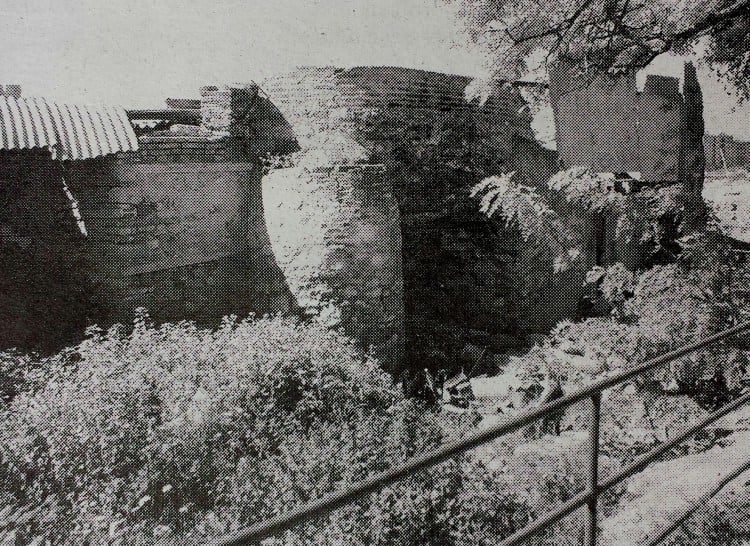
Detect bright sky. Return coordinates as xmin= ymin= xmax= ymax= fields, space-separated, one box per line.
xmin=1 ymin=0 xmax=748 ymax=139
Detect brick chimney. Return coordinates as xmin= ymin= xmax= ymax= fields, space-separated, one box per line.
xmin=199 ymin=82 xmax=259 ymax=137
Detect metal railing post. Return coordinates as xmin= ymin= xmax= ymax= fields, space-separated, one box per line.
xmin=583 ymin=393 xmax=601 ymax=546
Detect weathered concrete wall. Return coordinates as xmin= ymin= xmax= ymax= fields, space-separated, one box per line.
xmin=549 ymin=62 xmax=705 ymax=185
xmin=65 ymin=136 xmax=295 ymax=327
xmin=263 ymin=164 xmax=404 ymax=367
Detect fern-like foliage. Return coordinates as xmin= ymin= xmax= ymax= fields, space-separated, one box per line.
xmin=547 ymin=166 xmax=625 ymax=211
xmin=470 ymin=172 xmax=581 ymax=273
xmin=548 ymin=167 xmax=687 ymax=256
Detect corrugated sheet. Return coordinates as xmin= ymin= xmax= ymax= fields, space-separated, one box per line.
xmin=0 ymin=96 xmax=138 ymax=160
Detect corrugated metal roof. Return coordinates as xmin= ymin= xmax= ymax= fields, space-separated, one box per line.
xmin=0 ymin=96 xmax=138 ymax=160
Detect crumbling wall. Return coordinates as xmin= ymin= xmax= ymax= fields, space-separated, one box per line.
xmin=262 ymin=67 xmax=588 ymax=368
xmin=200 ymin=83 xmax=299 ymax=157
xmin=0 ymin=80 xmax=405 ymax=364
xmin=8 ymin=65 xmax=688 ymax=365
xmin=66 ymin=137 xmax=295 ymax=327
xmin=549 ymin=62 xmax=705 ymax=185
xmin=263 ymin=164 xmax=404 ymax=367
xmin=197 ymin=81 xmax=405 ymax=365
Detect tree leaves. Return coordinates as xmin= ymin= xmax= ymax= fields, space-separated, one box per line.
xmin=450 ymin=0 xmax=750 ymax=100
xmin=470 ymin=171 xmax=582 ymax=272
xmin=547 ymin=167 xmax=625 ymax=212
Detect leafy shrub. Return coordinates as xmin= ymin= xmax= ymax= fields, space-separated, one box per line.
xmin=552 ymin=226 xmax=750 ymax=415
xmin=471 ymin=171 xmax=581 ymax=272
xmin=596 ymin=263 xmax=635 ymax=317
xmin=547 ymin=167 xmax=690 ymax=264
xmin=547 ymin=167 xmax=624 ymax=212
xmin=1 ymin=313 xmax=572 ymax=545
xmin=0 ymin=314 xmax=398 ymax=543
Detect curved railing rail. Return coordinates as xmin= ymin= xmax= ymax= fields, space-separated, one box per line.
xmin=217 ymin=321 xmax=750 ymax=546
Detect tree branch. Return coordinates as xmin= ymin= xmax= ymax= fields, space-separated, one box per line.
xmin=672 ymin=0 xmax=750 ymax=43
xmin=508 ymin=0 xmax=596 ymax=45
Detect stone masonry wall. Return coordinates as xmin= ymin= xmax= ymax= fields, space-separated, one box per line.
xmin=261 ymin=67 xmax=591 ymax=369
xmin=263 ymin=164 xmax=404 ymax=367
xmin=549 ymin=62 xmax=705 ymax=185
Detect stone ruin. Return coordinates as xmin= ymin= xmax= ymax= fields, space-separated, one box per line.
xmin=0 ymin=64 xmax=707 ymax=373
xmin=259 ymin=67 xmax=575 ymax=371
xmin=549 ymin=61 xmax=705 ymax=196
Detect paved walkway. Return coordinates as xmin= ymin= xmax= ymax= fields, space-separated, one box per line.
xmin=599 ymin=404 xmax=750 ymax=545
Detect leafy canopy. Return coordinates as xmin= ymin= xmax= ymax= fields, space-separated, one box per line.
xmin=450 ymin=0 xmax=750 ymax=100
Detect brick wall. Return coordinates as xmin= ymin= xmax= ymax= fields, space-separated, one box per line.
xmin=263 ymin=164 xmax=404 ymax=367
xmin=261 ymin=66 xmax=591 ymax=369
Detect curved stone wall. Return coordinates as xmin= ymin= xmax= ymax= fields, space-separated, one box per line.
xmin=263 ymin=163 xmax=404 ymax=368
xmin=261 ymin=66 xmax=579 ymax=371
xmin=261 ymin=66 xmax=537 ymax=171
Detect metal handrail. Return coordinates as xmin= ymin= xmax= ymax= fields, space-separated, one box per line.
xmin=643 ymin=458 xmax=750 ymax=546
xmin=498 ymin=389 xmax=750 ymax=546
xmin=216 ymin=320 xmax=750 ymax=546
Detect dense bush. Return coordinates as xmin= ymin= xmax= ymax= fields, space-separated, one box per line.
xmin=0 ymin=350 xmax=43 ymax=405
xmin=0 ymin=313 xmax=585 ymax=545
xmin=572 ymin=225 xmax=750 ymax=391
xmin=4 ymin=226 xmax=743 ymax=544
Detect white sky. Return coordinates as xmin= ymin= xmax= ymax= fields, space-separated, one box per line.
xmin=1 ymin=0 xmax=748 ymax=139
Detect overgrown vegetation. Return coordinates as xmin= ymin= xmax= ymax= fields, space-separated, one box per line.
xmin=3 ymin=162 xmax=749 ymax=544
xmin=470 ymin=170 xmax=581 ymax=272
xmin=470 ymin=167 xmax=692 ymax=274
xmin=2 ymin=234 xmax=748 ymax=544
xmin=543 ymin=223 xmax=750 ymax=402
xmin=0 ymin=313 xmax=594 ymax=545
